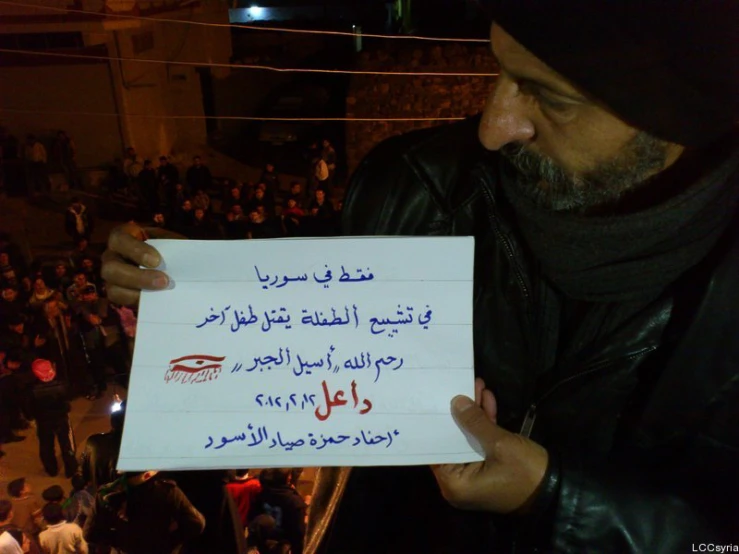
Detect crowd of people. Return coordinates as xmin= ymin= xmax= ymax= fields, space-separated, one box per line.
xmin=0 ymin=135 xmax=336 ymax=554
xmin=1 ymin=438 xmax=310 ymax=554
xmin=120 ymin=141 xmax=342 ymax=241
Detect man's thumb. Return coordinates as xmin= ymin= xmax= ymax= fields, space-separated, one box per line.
xmin=451 ymin=395 xmax=501 ymax=454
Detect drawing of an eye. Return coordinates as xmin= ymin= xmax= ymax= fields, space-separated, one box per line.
xmin=165 ymin=354 xmax=226 ymax=384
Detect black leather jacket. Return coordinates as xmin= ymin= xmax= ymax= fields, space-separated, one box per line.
xmin=307 ymin=117 xmax=739 ymax=554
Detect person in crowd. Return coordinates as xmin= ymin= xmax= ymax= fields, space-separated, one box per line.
xmin=27 ymin=278 xmax=62 ymax=313
xmin=102 ymin=1 xmax=739 ymax=552
xmin=312 ymin=155 xmax=329 ymax=195
xmin=52 ymin=131 xmax=79 ymax=191
xmin=321 ymin=139 xmax=337 ymax=194
xmin=66 ymin=476 xmax=93 ymax=532
xmin=75 ymin=286 xmax=124 ymax=399
xmin=259 ymin=163 xmax=279 ymax=200
xmin=281 ymin=197 xmax=305 ymax=237
xmin=68 ymin=239 xmax=97 ymax=273
xmin=111 ymin=303 xmax=137 ymax=361
xmin=245 ymin=186 xmax=274 ymax=219
xmin=80 ymin=401 xmax=125 ymax=491
xmin=188 ymin=208 xmax=219 ymax=240
xmin=64 ymin=198 xmax=93 ymax=245
xmin=122 ymin=148 xmax=142 ymax=185
xmin=38 ymin=503 xmax=87 ymax=554
xmin=157 ymin=156 xmax=180 ymax=200
xmin=151 ymin=212 xmax=167 ymax=231
xmin=29 ymin=359 xmax=77 ymax=478
xmin=48 ymin=264 xmax=72 ymax=296
xmin=224 ymin=205 xmax=249 ymax=240
xmin=225 ymin=470 xmax=262 ymax=530
xmin=306 ymin=189 xmax=336 ymax=236
xmin=0 ymin=285 xmax=26 ymax=324
xmin=191 ymin=188 xmax=210 ymax=213
xmin=7 ymin=480 xmax=41 ymax=539
xmin=86 ymin=471 xmax=205 ymax=554
xmin=137 ymin=159 xmax=159 ymax=216
xmin=40 ymin=487 xmax=74 ymax=528
xmin=32 ymin=299 xmax=73 ymax=388
xmin=170 ymin=199 xmax=195 ymax=236
xmin=246 ymin=207 xmax=279 ymax=240
xmin=2 ymin=312 xmax=31 ymax=352
xmin=0 ymin=500 xmax=28 ymax=554
xmin=185 ymin=156 xmax=212 ymax=194
xmin=287 ymin=181 xmax=305 ymax=209
xmin=0 ymin=349 xmax=32 ymax=443
xmin=65 ymin=272 xmax=95 ymax=309
xmin=222 ymin=186 xmax=245 ymax=215
xmin=77 ymin=258 xmax=102 ymax=295
xmin=0 ymin=252 xmax=21 ymax=289
xmin=24 ymin=135 xmax=48 ymax=197
xmin=248 ymin=469 xmax=306 ymax=554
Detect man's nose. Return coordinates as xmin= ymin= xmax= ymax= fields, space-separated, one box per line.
xmin=478 ymin=75 xmax=535 ymax=151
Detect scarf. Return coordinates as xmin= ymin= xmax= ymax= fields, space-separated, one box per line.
xmin=499 ymin=139 xmax=739 ymax=303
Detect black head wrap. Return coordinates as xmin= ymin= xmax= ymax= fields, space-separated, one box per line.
xmin=487 ymin=0 xmax=739 ymax=146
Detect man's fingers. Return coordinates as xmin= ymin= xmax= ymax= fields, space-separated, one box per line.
xmin=106 ymin=284 xmax=142 ymax=306
xmin=451 ymin=395 xmax=506 ymax=454
xmin=474 ymin=378 xmax=485 ymax=406
xmin=482 ymin=389 xmax=497 ymax=423
xmin=101 ymin=250 xmax=169 ymax=292
xmin=108 ymin=226 xmax=161 ymax=268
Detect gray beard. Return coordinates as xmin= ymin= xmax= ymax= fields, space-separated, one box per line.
xmin=499 ymin=131 xmax=669 ymax=213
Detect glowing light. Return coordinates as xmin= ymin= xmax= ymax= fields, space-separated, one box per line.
xmin=248 ymin=5 xmax=264 ymax=18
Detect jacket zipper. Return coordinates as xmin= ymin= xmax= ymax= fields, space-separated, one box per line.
xmin=519 ymin=345 xmax=659 ymax=438
xmin=480 ymin=182 xmax=530 ymax=301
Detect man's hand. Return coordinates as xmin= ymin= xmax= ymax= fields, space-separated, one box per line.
xmin=431 ymin=379 xmax=549 ymax=514
xmin=101 ymin=222 xmax=182 ymax=306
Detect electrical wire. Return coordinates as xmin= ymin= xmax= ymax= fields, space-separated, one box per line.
xmin=0 ymin=0 xmax=491 ymax=44
xmin=0 ymin=47 xmax=498 ymax=77
xmin=0 ymin=107 xmax=468 ymax=122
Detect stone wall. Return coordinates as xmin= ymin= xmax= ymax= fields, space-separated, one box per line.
xmin=345 ymin=42 xmax=497 ymax=175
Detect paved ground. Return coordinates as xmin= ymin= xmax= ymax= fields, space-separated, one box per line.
xmin=0 ymin=389 xmax=122 ymax=499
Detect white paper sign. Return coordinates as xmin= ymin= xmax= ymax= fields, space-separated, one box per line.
xmin=117 ymin=237 xmax=483 ymax=471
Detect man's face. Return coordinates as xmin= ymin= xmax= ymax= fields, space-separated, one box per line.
xmin=194 ymin=208 xmax=204 ymax=221
xmin=2 ymin=288 xmax=17 ymax=302
xmin=154 ymin=213 xmax=165 ymax=224
xmin=45 ymin=301 xmax=60 ymax=319
xmin=82 ymin=259 xmax=94 ymax=272
xmin=266 ymin=164 xmax=274 ymax=172
xmin=33 ymin=279 xmax=46 ymax=293
xmin=55 ymin=265 xmax=66 ymax=277
xmin=291 ymin=184 xmax=301 ymax=194
xmin=231 ymin=188 xmax=240 ymax=199
xmin=74 ymin=274 xmax=87 ymax=288
xmin=316 ymin=190 xmax=325 ymax=202
xmin=183 ymin=200 xmax=192 ymax=211
xmin=479 ymin=24 xmax=683 ymax=212
xmin=255 ymin=189 xmax=264 ymax=200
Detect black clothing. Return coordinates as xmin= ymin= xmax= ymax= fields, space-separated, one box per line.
xmin=250 ymin=485 xmax=307 ymax=554
xmin=323 ymin=118 xmax=739 ymax=553
xmin=30 ymin=380 xmax=77 ymax=477
xmin=186 ymin=165 xmax=213 ymax=194
xmin=89 ymin=476 xmax=205 ymax=554
xmin=80 ymin=431 xmax=122 ymax=491
xmin=137 ymin=167 xmax=160 ymax=214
